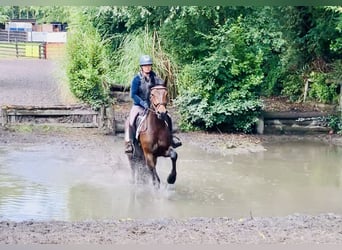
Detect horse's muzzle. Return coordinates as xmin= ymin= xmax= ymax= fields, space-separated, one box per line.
xmin=157 ymin=111 xmax=168 ymax=121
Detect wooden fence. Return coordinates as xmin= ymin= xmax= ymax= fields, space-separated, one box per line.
xmin=0 ymin=41 xmax=46 ymax=59
xmin=0 ymin=105 xmax=99 ymax=128
xmin=257 ymin=111 xmax=334 ymax=135
xmin=0 ymin=30 xmax=27 ymax=42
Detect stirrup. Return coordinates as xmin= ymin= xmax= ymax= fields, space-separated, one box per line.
xmin=171 ymin=136 xmax=182 ymax=148
xmin=124 ymin=141 xmax=133 ymax=153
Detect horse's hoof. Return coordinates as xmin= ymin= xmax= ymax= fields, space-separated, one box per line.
xmin=167 ymin=175 xmax=177 ymax=184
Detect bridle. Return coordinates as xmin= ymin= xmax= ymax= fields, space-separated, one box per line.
xmin=149 ymin=85 xmax=168 ymax=117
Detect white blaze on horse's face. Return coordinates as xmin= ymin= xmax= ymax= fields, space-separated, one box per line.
xmin=150 ymin=86 xmax=168 ymax=119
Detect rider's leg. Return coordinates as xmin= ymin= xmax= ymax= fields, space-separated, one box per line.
xmin=124 ymin=119 xmax=134 ymax=153
xmin=165 ymin=114 xmax=182 ymax=148
xmin=124 ymin=105 xmax=144 ymax=153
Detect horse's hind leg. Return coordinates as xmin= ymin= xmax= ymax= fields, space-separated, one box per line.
xmin=167 ymin=149 xmax=177 ymax=184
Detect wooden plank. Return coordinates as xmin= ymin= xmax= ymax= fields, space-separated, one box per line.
xmin=262 ymin=111 xmax=329 ymax=119
xmin=6 ymin=109 xmax=98 ymax=116
xmin=9 ymin=123 xmax=98 ymax=128
xmin=2 ymin=104 xmax=92 ymax=110
xmin=263 ymin=119 xmax=326 ymax=126
xmin=1 ymin=104 xmax=100 ymax=128
xmin=264 ymin=125 xmax=331 ymax=134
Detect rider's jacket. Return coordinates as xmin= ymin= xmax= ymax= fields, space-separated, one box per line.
xmin=130 ymin=71 xmax=161 ymax=108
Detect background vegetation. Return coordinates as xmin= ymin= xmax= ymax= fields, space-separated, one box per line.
xmin=1 ymin=6 xmax=341 ymax=132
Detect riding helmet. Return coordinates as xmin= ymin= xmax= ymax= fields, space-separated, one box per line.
xmin=139 ymin=55 xmax=153 ymax=66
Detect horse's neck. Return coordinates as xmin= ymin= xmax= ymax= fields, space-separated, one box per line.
xmin=146 ymin=110 xmax=164 ymax=127
xmin=146 ymin=110 xmax=157 ymax=123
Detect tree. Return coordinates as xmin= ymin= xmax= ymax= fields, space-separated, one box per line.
xmin=176 ymin=16 xmax=264 ymax=132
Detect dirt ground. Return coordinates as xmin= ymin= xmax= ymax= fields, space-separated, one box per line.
xmin=1 ymin=59 xmax=342 ymax=244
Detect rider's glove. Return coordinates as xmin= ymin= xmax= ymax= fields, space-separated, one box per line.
xmin=141 ymin=101 xmax=149 ymax=110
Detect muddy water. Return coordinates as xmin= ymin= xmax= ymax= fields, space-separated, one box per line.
xmin=0 ymin=139 xmax=342 ymax=222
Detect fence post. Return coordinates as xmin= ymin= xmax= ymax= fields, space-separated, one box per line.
xmin=340 ymin=81 xmax=342 ymax=123
xmin=1 ymin=107 xmax=8 ymax=127
xmin=39 ymin=43 xmax=42 ymax=59
xmin=15 ymin=39 xmax=18 ymax=58
xmin=43 ymin=42 xmax=47 ymax=59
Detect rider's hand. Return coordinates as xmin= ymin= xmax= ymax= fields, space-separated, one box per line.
xmin=141 ymin=101 xmax=149 ymax=110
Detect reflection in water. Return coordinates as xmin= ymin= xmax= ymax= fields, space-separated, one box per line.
xmin=0 ymin=138 xmax=342 ymax=222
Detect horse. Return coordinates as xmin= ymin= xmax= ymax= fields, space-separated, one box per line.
xmin=126 ymin=79 xmax=178 ymax=188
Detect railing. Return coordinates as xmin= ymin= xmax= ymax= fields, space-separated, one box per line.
xmin=0 ymin=41 xmax=46 ymax=59
xmin=0 ymin=30 xmax=27 ymax=42
xmin=0 ymin=105 xmax=99 ymax=128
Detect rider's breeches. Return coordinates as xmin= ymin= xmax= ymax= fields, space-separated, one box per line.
xmin=124 ymin=105 xmax=144 ymax=142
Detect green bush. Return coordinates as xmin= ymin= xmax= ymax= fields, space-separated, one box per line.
xmin=308 ymin=72 xmax=339 ymax=104
xmin=66 ymin=13 xmax=110 ymax=108
xmin=281 ymin=73 xmax=303 ymax=101
xmin=327 ymin=114 xmax=342 ymax=135
xmin=175 ymin=18 xmax=264 ymax=133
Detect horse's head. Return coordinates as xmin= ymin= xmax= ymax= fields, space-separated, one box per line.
xmin=150 ymin=84 xmax=168 ymax=120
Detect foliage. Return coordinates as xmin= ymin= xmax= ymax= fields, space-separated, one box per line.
xmin=159 ymin=7 xmax=253 ymax=65
xmin=281 ymin=74 xmax=303 ymax=102
xmin=243 ymin=7 xmax=287 ymax=97
xmin=65 ymin=9 xmax=110 ymax=108
xmin=329 ymin=7 xmax=342 ymax=54
xmin=327 ymin=114 xmax=342 ymax=135
xmin=84 ymin=6 xmax=341 ymax=132
xmin=0 ymin=6 xmax=71 ymax=24
xmin=4 ymin=6 xmax=341 ymax=133
xmin=0 ymin=7 xmax=10 ymax=23
xmin=110 ymin=27 xmax=178 ymax=98
xmin=274 ymin=6 xmax=342 ymax=103
xmin=175 ymin=17 xmax=263 ymax=133
xmin=308 ymin=72 xmax=339 ymax=103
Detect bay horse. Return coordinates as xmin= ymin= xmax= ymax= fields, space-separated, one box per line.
xmin=126 ymin=79 xmax=178 ymax=188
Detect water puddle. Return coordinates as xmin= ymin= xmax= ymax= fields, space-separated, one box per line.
xmin=1 ymin=138 xmax=342 ymax=221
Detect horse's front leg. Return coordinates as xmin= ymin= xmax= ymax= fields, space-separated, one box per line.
xmin=166 ymin=148 xmax=177 ymax=184
xmin=145 ymin=153 xmax=160 ymax=188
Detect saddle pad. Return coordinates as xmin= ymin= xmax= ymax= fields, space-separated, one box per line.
xmin=135 ymin=113 xmax=148 ymax=140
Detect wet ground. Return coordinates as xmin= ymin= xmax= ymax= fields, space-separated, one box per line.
xmin=1 ymin=127 xmax=342 ymax=244
xmin=1 ymin=130 xmax=342 ymax=222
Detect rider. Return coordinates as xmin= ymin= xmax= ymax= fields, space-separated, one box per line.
xmin=124 ymin=55 xmax=182 ymax=153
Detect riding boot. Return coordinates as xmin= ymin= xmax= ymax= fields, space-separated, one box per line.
xmin=166 ymin=115 xmax=182 ymax=148
xmin=124 ymin=120 xmax=134 ymax=153
xmin=125 ymin=141 xmax=133 ymax=154
xmin=171 ymin=135 xmax=182 ymax=148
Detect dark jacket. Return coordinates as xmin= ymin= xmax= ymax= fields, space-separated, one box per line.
xmin=130 ymin=71 xmax=159 ymax=108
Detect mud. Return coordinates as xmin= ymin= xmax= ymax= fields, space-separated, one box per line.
xmin=1 ymin=214 xmax=342 ymax=244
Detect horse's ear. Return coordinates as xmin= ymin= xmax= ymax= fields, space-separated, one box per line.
xmin=164 ymin=76 xmax=168 ymax=87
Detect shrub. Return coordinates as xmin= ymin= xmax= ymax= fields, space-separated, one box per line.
xmin=66 ymin=13 xmax=110 ymax=108
xmin=175 ymin=17 xmax=264 ymax=133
